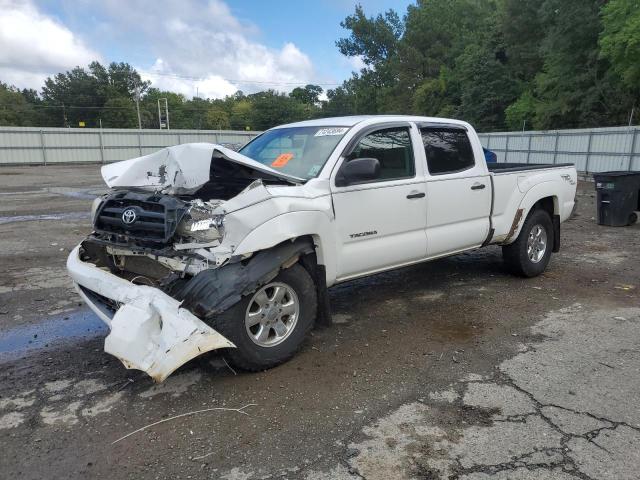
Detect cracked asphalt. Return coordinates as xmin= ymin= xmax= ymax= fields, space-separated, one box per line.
xmin=0 ymin=165 xmax=639 ymax=479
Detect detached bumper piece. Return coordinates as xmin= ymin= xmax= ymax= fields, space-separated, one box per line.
xmin=67 ymin=246 xmax=234 ymax=382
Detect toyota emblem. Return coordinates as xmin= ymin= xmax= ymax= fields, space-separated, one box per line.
xmin=122 ymin=208 xmax=137 ymax=225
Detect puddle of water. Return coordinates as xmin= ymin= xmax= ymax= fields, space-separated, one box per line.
xmin=0 ymin=212 xmax=90 ymax=225
xmin=0 ymin=308 xmax=107 ymax=362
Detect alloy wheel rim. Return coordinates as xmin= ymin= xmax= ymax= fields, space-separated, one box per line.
xmin=244 ymin=282 xmax=299 ymax=347
xmin=527 ymin=224 xmax=547 ymax=263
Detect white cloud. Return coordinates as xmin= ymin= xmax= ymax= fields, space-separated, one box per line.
xmin=348 ymin=55 xmax=367 ymax=72
xmin=0 ymin=0 xmax=320 ymax=98
xmin=140 ymin=59 xmax=237 ymax=99
xmin=98 ymin=0 xmax=317 ymax=98
xmin=0 ymin=0 xmax=100 ymax=89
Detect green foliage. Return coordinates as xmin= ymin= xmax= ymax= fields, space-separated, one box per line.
xmin=229 ymin=99 xmax=253 ymax=130
xmin=0 ymin=82 xmax=37 ymax=126
xmin=204 ymin=106 xmax=230 ymax=130
xmin=328 ymin=0 xmax=639 ymax=130
xmin=600 ymin=0 xmax=640 ymax=93
xmin=290 ymin=85 xmax=323 ymax=105
xmin=100 ymin=96 xmax=138 ymax=128
xmin=336 ymin=5 xmax=403 ymax=67
xmin=505 ymin=91 xmax=536 ymax=130
xmin=247 ymin=90 xmax=307 ymax=130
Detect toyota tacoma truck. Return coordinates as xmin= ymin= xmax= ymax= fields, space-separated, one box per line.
xmin=67 ymin=116 xmax=577 ymax=381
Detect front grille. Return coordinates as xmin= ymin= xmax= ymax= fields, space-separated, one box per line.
xmin=94 ymin=190 xmax=187 ymax=245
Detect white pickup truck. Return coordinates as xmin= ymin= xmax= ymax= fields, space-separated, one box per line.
xmin=67 ymin=115 xmax=577 ymax=381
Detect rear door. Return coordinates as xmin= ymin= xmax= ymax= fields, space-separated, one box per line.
xmin=420 ymin=125 xmax=491 ymax=257
xmin=331 ymin=124 xmax=427 ymax=280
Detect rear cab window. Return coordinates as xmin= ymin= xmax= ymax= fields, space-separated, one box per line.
xmin=420 ymin=127 xmax=475 ymax=175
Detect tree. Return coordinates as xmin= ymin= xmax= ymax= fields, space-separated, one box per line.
xmin=499 ymin=0 xmax=545 ymax=82
xmin=600 ymin=0 xmax=640 ymax=94
xmin=248 ymin=90 xmax=306 ymax=130
xmin=230 ymin=100 xmax=253 ymax=130
xmin=100 ymin=97 xmax=138 ymax=128
xmin=505 ymin=91 xmax=537 ymax=130
xmin=319 ymin=86 xmax=356 ymax=117
xmin=204 ymin=106 xmax=230 ymax=130
xmin=40 ymin=61 xmax=148 ymax=127
xmin=336 ymin=5 xmax=403 ymax=68
xmin=0 ymin=82 xmax=37 ymax=126
xmin=456 ymin=43 xmax=519 ymax=131
xmin=290 ymin=84 xmax=323 ymax=105
xmin=533 ymin=0 xmax=630 ymax=129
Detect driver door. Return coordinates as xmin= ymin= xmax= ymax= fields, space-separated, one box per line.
xmin=330 ymin=125 xmax=428 ymax=281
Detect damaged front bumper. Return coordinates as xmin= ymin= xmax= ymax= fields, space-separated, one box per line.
xmin=66 ymin=245 xmax=235 ymax=382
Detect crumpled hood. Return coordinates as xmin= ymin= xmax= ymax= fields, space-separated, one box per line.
xmin=100 ymin=143 xmax=302 ymax=194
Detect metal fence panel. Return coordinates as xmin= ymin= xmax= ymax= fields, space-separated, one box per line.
xmin=0 ymin=126 xmax=260 ymax=165
xmin=480 ymin=126 xmax=640 ymax=173
xmin=2 ymin=125 xmax=639 ymax=172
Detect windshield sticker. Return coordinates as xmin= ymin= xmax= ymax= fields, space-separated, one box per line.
xmin=271 ymin=153 xmax=294 ymax=168
xmin=307 ymin=165 xmax=321 ymax=176
xmin=314 ymin=127 xmax=348 ymax=137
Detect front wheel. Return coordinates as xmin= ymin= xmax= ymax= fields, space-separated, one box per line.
xmin=502 ymin=208 xmax=554 ymax=277
xmin=209 ymin=264 xmax=317 ymax=371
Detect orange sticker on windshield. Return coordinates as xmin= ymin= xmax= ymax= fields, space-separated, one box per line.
xmin=271 ymin=153 xmax=293 ymax=168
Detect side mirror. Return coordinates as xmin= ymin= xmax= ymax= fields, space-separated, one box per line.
xmin=336 ymin=157 xmax=380 ymax=186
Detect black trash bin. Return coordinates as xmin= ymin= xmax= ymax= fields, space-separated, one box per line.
xmin=593 ymin=171 xmax=640 ymax=226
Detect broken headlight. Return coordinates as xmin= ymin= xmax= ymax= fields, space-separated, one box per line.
xmin=176 ymin=205 xmax=225 ymax=243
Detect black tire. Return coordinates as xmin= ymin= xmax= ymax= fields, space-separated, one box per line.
xmin=502 ymin=208 xmax=554 ymax=277
xmin=629 ymin=212 xmax=638 ymax=226
xmin=209 ymin=264 xmax=317 ymax=371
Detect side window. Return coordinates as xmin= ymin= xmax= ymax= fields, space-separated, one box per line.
xmin=421 ymin=128 xmax=475 ymax=175
xmin=347 ymin=127 xmax=415 ymax=181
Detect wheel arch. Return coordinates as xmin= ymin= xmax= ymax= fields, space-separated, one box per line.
xmin=232 ymin=210 xmax=337 ymax=284
xmin=502 ymin=181 xmax=561 ymax=246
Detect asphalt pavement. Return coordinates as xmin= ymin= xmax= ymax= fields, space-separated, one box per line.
xmin=0 ymin=166 xmax=638 ymax=479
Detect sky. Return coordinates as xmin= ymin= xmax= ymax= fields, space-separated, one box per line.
xmin=0 ymin=0 xmax=414 ymax=99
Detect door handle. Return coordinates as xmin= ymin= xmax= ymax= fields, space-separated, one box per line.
xmin=406 ymin=192 xmax=426 ymax=199
xmin=471 ymin=183 xmax=486 ymax=190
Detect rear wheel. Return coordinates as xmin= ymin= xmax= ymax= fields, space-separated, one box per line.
xmin=210 ymin=264 xmax=317 ymax=371
xmin=502 ymin=208 xmax=554 ymax=277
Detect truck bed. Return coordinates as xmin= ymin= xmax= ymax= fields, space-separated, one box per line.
xmin=488 ymin=163 xmax=574 ymax=173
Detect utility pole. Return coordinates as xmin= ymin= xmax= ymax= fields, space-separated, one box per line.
xmin=134 ymin=85 xmax=142 ymax=130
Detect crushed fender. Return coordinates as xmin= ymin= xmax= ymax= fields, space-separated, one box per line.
xmin=67 ymin=246 xmax=234 ymax=382
xmin=172 ymin=239 xmax=314 ymax=318
xmin=105 ymin=300 xmax=234 ymax=383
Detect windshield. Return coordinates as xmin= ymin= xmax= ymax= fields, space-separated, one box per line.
xmin=239 ymin=126 xmax=349 ymax=180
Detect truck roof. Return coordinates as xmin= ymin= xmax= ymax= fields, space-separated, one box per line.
xmin=273 ymin=115 xmax=471 ymax=130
